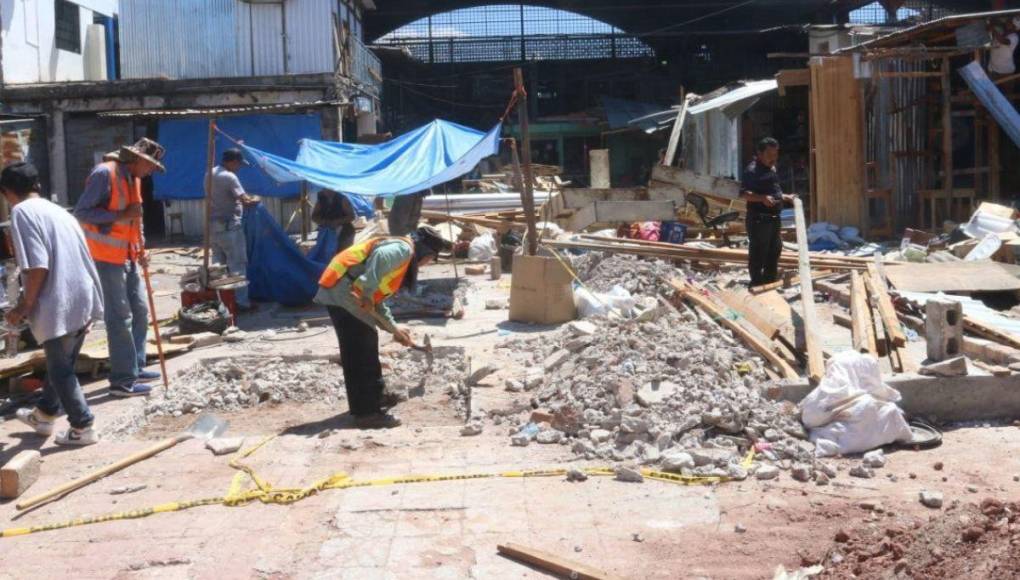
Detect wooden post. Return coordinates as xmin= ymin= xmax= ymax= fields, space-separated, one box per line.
xmin=850 ymin=270 xmax=878 ymax=355
xmin=989 ymin=112 xmax=1001 ymax=200
xmin=202 ymin=120 xmax=216 ymax=286
xmin=514 ymin=67 xmax=539 ymax=256
xmin=662 ymin=93 xmax=691 ymax=167
xmin=940 ymin=57 xmax=952 ymax=230
xmin=300 ymin=182 xmax=309 ymax=242
xmin=794 ymin=198 xmax=824 ymax=382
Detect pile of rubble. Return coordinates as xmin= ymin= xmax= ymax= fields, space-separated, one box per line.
xmin=570 ymin=252 xmax=685 ymax=297
xmin=145 ymin=356 xmax=344 ymax=417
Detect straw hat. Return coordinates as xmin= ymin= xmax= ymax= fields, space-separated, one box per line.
xmin=118 ymin=138 xmax=166 ymax=173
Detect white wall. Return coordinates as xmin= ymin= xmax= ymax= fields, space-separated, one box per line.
xmin=2 ymin=0 xmax=116 ymax=84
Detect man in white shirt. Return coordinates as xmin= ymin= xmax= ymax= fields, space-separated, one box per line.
xmin=989 ymin=22 xmax=1019 ymax=76
xmin=3 ymin=162 xmax=105 ymax=446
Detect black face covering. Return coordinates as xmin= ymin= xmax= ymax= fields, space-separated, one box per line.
xmin=400 ymin=243 xmax=436 ymax=292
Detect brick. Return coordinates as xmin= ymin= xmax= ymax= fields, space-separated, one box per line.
xmin=1 ymin=450 xmax=41 ymax=499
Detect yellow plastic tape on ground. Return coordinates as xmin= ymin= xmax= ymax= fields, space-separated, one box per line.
xmin=1 ymin=437 xmax=755 ymax=539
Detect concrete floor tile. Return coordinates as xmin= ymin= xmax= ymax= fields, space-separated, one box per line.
xmin=317 ymin=537 xmax=392 ymax=569
xmin=330 ymin=508 xmax=400 ymax=539
xmin=393 ymin=507 xmax=465 ymax=537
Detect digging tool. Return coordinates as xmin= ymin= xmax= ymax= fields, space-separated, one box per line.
xmin=140 ymin=254 xmax=169 ymax=389
xmin=16 ymin=413 xmax=228 ymax=511
xmin=362 ymin=305 xmax=434 ymax=370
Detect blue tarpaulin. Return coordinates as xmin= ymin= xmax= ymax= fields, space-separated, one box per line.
xmin=153 ymin=113 xmax=322 ymax=200
xmin=958 ymin=61 xmax=1020 ymax=149
xmin=239 ymin=120 xmax=501 ymax=209
xmin=243 ymin=204 xmax=328 ymax=306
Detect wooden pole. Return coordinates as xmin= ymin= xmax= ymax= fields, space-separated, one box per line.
xmin=940 ymin=57 xmax=952 ymax=230
xmin=300 ymin=181 xmax=309 ymax=242
xmin=513 ymin=67 xmax=539 ymax=256
xmin=850 ymin=270 xmax=878 ymax=355
xmin=202 ymin=120 xmax=216 ymax=286
xmin=662 ymin=93 xmax=691 ymax=167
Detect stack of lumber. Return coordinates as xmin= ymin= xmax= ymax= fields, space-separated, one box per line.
xmin=544 ymin=235 xmax=890 ymax=272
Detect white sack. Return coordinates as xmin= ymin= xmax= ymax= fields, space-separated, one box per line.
xmin=467 ymin=233 xmax=497 ymax=261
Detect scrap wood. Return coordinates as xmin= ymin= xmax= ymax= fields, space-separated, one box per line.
xmin=794 ymin=199 xmax=824 ymax=383
xmin=749 ymin=270 xmax=836 ymax=294
xmin=883 ymin=261 xmax=1020 ymax=293
xmin=831 ymin=311 xmax=888 ymax=357
xmin=419 ymin=210 xmax=527 ymax=232
xmin=497 ymin=543 xmax=623 ymax=580
xmin=670 ymin=279 xmax=799 ymax=379
xmin=963 ymin=316 xmax=1020 ymax=350
xmin=864 ymin=264 xmax=907 ymax=347
xmin=850 ymin=271 xmax=878 ymax=356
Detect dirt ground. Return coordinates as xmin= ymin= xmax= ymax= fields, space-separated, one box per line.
xmin=1 ymin=254 xmax=1019 ymax=579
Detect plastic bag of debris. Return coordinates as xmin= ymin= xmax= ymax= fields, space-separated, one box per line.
xmin=800 ymin=351 xmax=912 ymax=457
xmin=468 ymin=232 xmax=498 ymax=262
xmin=179 ymin=300 xmax=232 ymax=336
xmin=575 ymin=284 xmax=635 ymax=318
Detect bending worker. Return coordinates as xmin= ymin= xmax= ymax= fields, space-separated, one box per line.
xmin=311 ymin=188 xmax=357 ymax=253
xmin=314 ymin=226 xmax=449 ymax=429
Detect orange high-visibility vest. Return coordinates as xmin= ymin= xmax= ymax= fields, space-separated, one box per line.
xmin=80 ymin=161 xmax=142 ymax=264
xmin=319 ymin=237 xmax=412 ymax=305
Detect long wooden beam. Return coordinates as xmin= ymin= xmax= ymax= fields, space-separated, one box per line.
xmin=671 ymin=279 xmax=800 ymax=380
xmin=794 ymin=198 xmax=824 ymax=382
xmin=865 ymin=264 xmax=906 ymax=347
xmin=497 ymin=543 xmax=621 ymax=580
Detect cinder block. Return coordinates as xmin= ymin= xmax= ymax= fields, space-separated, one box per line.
xmin=0 ymin=450 xmax=41 ymax=499
xmin=925 ymin=297 xmax=963 ymax=362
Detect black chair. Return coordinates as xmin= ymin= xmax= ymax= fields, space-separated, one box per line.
xmin=685 ymin=193 xmax=742 ymax=247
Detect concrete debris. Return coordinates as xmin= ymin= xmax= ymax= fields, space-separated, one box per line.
xmin=466 ymin=364 xmax=497 ymax=386
xmin=485 ymin=298 xmax=508 ymax=310
xmin=510 ymin=434 xmax=530 ymax=447
xmin=862 ymin=449 xmax=886 ymax=468
xmin=814 ymin=472 xmax=830 ymax=486
xmin=190 ymin=332 xmax=224 ymax=349
xmin=504 ymin=379 xmax=524 ymax=392
xmin=206 ymin=437 xmax=245 ymax=456
xmin=631 ymin=533 xmax=644 ymax=542
xmin=0 ymin=450 xmax=41 ymax=499
xmin=919 ymin=490 xmax=944 ymax=508
xmin=570 ymin=253 xmax=679 ymax=297
xmin=755 ymin=465 xmax=780 ymax=480
xmin=614 ymin=466 xmax=645 ymax=483
xmin=566 ymin=468 xmax=588 ymax=482
xmin=223 ymin=330 xmax=249 ymax=343
xmin=919 ymin=356 xmax=968 ymax=377
xmin=536 ymin=429 xmax=564 ymax=444
xmin=110 ymin=484 xmax=147 ymax=495
xmin=849 ymin=465 xmax=875 ymax=479
xmin=460 ymin=422 xmax=483 ymax=437
xmin=734 ymin=523 xmax=747 ymax=534
xmin=791 ymin=463 xmax=813 ymax=482
xmin=495 ymin=303 xmax=815 ymax=478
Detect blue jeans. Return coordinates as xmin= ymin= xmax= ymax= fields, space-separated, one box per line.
xmin=96 ymin=260 xmax=149 ymax=387
xmin=211 ymin=221 xmax=250 ymax=307
xmin=37 ymin=328 xmax=93 ymax=429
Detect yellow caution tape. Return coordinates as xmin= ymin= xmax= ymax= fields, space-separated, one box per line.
xmin=1 ymin=438 xmax=755 ymax=539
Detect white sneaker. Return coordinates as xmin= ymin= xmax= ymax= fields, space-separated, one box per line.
xmin=54 ymin=427 xmax=99 ymax=446
xmin=15 ymin=408 xmax=55 ymax=436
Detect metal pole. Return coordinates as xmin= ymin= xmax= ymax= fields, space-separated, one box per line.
xmin=300 ymin=181 xmax=309 ymax=242
xmin=202 ymin=120 xmax=216 ymax=287
xmin=513 ymin=67 xmax=539 ymax=256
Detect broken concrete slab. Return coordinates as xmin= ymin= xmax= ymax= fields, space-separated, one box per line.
xmin=918 ymin=356 xmax=968 ymax=378
xmin=614 ymin=466 xmax=644 ymax=483
xmin=567 ymin=320 xmax=598 ymax=337
xmin=466 ymin=365 xmax=497 ymax=386
xmin=636 ymin=380 xmax=677 ymax=407
xmin=206 ymin=437 xmax=245 ymax=456
xmin=0 ymin=450 xmax=41 ymax=499
xmin=543 ymin=349 xmax=571 ymax=372
xmin=919 ymin=490 xmax=944 ymax=508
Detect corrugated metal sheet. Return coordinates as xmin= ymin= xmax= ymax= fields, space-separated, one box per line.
xmin=285 ymin=0 xmax=335 ymax=75
xmin=165 ymin=197 xmax=304 ymax=238
xmin=97 ymin=100 xmax=345 ymax=118
xmin=688 ymin=80 xmax=777 ymax=115
xmin=120 ymin=0 xmax=244 ymax=79
xmin=121 ymin=0 xmax=337 ymax=80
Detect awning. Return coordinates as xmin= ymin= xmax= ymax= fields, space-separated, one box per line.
xmin=688 ymin=80 xmax=778 ymax=115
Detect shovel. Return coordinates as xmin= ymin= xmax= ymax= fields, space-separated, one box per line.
xmin=16 ymin=413 xmax=228 ymax=511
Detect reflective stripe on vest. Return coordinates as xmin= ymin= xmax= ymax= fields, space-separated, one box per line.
xmin=318 ymin=237 xmax=412 ymax=304
xmin=80 ymin=161 xmax=142 ymax=264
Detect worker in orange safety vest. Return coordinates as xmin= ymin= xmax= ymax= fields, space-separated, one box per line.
xmin=74 ymin=138 xmax=166 ymax=398
xmin=314 ymin=225 xmax=450 ymax=429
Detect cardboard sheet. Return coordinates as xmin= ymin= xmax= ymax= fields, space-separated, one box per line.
xmin=884 ymin=261 xmax=1020 ymax=293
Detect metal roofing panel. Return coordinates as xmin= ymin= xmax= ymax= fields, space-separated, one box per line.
xmin=687 ymin=80 xmax=777 ymax=115
xmin=96 ymin=100 xmax=345 ymax=119
xmin=285 ymin=0 xmax=335 ymax=75
xmin=839 ymin=8 xmax=1020 ymax=52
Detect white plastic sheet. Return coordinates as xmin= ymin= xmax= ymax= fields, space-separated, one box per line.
xmin=800 ymin=351 xmax=912 ymax=457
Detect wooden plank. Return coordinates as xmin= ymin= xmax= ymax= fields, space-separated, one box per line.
xmin=850 ymin=271 xmax=878 ymax=355
xmin=560 ymin=187 xmax=646 ymax=209
xmin=963 ymin=316 xmax=1020 ymax=350
xmin=794 ymin=198 xmax=824 ymax=382
xmin=749 ymin=270 xmax=836 ymax=294
xmin=717 ymin=287 xmax=785 ymax=339
xmin=650 ymin=165 xmax=741 ymax=199
xmin=776 ymin=68 xmax=810 ymax=94
xmin=419 ymin=210 xmax=526 ymax=232
xmin=884 ymin=261 xmax=1020 ymax=293
xmin=662 ymin=94 xmax=692 ymax=167
xmin=865 ymin=264 xmax=906 ymax=347
xmin=671 ymin=279 xmax=800 ymax=379
xmin=497 ymin=543 xmax=622 ymax=580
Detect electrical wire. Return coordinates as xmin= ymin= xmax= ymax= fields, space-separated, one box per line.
xmin=634 ymin=0 xmax=760 ymax=38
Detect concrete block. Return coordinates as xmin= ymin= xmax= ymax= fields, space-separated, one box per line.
xmin=1 ymin=450 xmax=41 ymax=499
xmin=919 ymin=356 xmax=968 ymax=377
xmin=206 ymin=437 xmax=245 ymax=456
xmin=543 ymin=349 xmax=571 ymax=372
xmin=925 ymin=297 xmax=963 ymax=362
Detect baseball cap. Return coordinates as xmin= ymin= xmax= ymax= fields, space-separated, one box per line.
xmin=222 ymin=148 xmax=250 ymax=166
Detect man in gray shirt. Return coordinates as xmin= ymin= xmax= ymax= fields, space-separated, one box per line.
xmin=3 ymin=162 xmax=105 ymax=446
xmin=207 ymin=148 xmax=258 ymax=311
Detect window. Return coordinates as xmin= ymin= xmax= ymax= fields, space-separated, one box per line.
xmin=55 ymin=0 xmax=81 ymax=53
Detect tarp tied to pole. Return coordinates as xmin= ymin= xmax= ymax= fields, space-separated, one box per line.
xmin=238 ymin=120 xmax=502 ymax=215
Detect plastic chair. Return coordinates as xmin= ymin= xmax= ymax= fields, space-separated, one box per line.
xmin=685 ymin=193 xmax=741 ymax=247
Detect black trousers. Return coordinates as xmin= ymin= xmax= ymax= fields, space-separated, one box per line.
xmin=327 ymin=306 xmax=384 ymax=416
xmin=746 ymin=213 xmax=782 ymax=286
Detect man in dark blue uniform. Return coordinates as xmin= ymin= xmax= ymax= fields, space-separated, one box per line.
xmin=741 ymin=138 xmax=797 ymax=286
